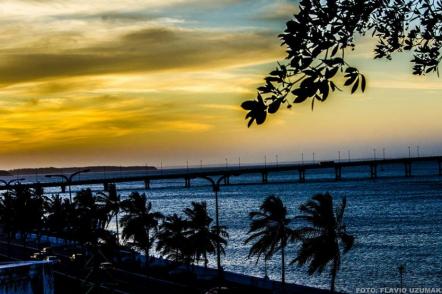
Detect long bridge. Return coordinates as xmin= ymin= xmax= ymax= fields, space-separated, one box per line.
xmin=1 ymin=155 xmax=442 ymax=192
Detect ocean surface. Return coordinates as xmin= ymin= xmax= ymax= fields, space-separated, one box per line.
xmin=5 ymin=161 xmax=442 ymax=293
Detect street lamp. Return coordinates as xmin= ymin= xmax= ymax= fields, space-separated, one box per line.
xmin=198 ymin=174 xmax=236 ymax=279
xmin=45 ymin=169 xmax=90 ymax=202
xmin=0 ymin=178 xmax=25 ymax=189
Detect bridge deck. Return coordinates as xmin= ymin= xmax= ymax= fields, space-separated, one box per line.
xmin=2 ymin=155 xmax=441 ymax=190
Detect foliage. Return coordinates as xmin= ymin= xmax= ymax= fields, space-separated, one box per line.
xmin=292 ymin=193 xmax=354 ymax=292
xmin=245 ymin=195 xmax=297 ymax=283
xmin=119 ymin=192 xmax=163 ymax=265
xmin=183 ymin=201 xmax=229 ymax=268
xmin=0 ymin=183 xmax=356 ymax=291
xmin=12 ymin=186 xmax=45 ymax=244
xmin=157 ymin=213 xmax=191 ymax=264
xmin=96 ymin=184 xmax=121 ymax=243
xmin=0 ymin=191 xmax=18 ymax=242
xmin=242 ymin=0 xmax=442 ymax=126
xmin=71 ymin=189 xmax=110 ymax=244
xmin=44 ymin=194 xmax=70 ymax=239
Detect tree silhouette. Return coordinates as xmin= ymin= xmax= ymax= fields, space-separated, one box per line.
xmin=242 ymin=0 xmax=442 ymax=126
xmin=11 ymin=186 xmax=45 ymax=246
xmin=292 ymin=193 xmax=354 ymax=293
xmin=0 ymin=190 xmax=17 ymax=248
xmin=156 ymin=213 xmax=191 ymax=265
xmin=71 ymin=189 xmax=104 ymax=244
xmin=184 ymin=201 xmax=228 ymax=269
xmin=96 ymin=184 xmax=121 ymax=244
xmin=119 ymin=192 xmax=163 ymax=267
xmin=245 ymin=196 xmax=296 ymax=284
xmin=45 ymin=194 xmax=68 ymax=242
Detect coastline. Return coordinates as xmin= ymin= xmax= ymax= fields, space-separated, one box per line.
xmin=0 ymin=233 xmax=334 ymax=294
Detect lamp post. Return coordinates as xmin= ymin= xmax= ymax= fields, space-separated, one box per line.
xmin=0 ymin=178 xmax=25 ymax=190
xmin=45 ymin=169 xmax=90 ymax=202
xmin=198 ymin=174 xmax=234 ymax=279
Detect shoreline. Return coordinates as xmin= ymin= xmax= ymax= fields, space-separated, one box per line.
xmin=1 ymin=234 xmax=334 ymax=294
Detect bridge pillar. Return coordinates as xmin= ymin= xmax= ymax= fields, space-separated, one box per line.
xmin=335 ymin=166 xmax=342 ymax=181
xmin=103 ymin=182 xmax=110 ymax=192
xmin=370 ymin=163 xmax=377 ymax=179
xmin=184 ymin=177 xmax=191 ymax=188
xmin=61 ymin=185 xmax=66 ymax=193
xmin=262 ymin=172 xmax=268 ymax=184
xmin=299 ymin=169 xmax=306 ymax=183
xmin=144 ymin=179 xmax=150 ymax=189
xmin=223 ymin=176 xmax=230 ymax=185
xmin=404 ymin=161 xmax=412 ymax=177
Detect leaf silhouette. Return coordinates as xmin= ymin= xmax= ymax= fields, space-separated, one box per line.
xmin=242 ymin=0 xmax=441 ymax=126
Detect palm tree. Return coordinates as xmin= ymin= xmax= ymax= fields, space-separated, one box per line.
xmin=245 ymin=195 xmax=295 ymax=284
xmin=72 ymin=189 xmax=101 ymax=244
xmin=44 ymin=194 xmax=67 ymax=242
xmin=12 ymin=186 xmax=45 ymax=247
xmin=292 ymin=193 xmax=354 ymax=293
xmin=156 ymin=213 xmax=190 ymax=264
xmin=0 ymin=191 xmax=17 ymax=249
xmin=120 ymin=192 xmax=163 ymax=266
xmin=184 ymin=201 xmax=228 ymax=269
xmin=97 ymin=184 xmax=121 ymax=244
xmin=61 ymin=198 xmax=76 ymax=243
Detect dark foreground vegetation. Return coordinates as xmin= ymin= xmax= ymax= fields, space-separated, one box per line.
xmin=0 ymin=183 xmax=353 ymax=293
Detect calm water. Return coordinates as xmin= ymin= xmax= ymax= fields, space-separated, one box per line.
xmin=7 ymin=161 xmax=442 ymax=292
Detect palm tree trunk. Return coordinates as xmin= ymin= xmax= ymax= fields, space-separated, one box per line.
xmin=281 ymin=243 xmax=285 ymax=284
xmin=115 ymin=213 xmax=119 ymax=245
xmin=145 ymin=246 xmax=150 ymax=267
xmin=7 ymin=232 xmax=11 ymax=255
xmin=330 ymin=258 xmax=338 ymax=293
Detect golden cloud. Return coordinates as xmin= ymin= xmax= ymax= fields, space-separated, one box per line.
xmin=0 ymin=26 xmax=282 ymax=85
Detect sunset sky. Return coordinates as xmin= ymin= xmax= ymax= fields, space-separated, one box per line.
xmin=0 ymin=0 xmax=441 ymax=169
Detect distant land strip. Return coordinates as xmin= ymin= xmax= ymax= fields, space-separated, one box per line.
xmin=0 ymin=166 xmax=157 ymax=176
